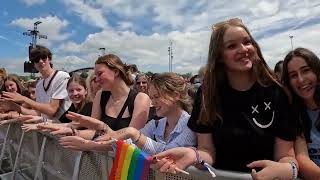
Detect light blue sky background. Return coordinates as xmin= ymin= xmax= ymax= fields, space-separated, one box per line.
xmin=1 ymin=0 xmax=320 ymax=75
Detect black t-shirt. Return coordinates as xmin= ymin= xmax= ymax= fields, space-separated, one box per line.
xmin=59 ymin=102 xmax=93 ymax=123
xmin=188 ymin=83 xmax=298 ymax=172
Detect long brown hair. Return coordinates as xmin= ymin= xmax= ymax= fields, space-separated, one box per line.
xmin=199 ymin=18 xmax=283 ymax=125
xmin=3 ymin=75 xmax=26 ymax=94
xmin=282 ymin=47 xmax=320 ymax=106
xmin=67 ymin=74 xmax=91 ymax=113
xmin=95 ymin=54 xmax=133 ymax=86
xmin=150 ymin=73 xmax=192 ymax=113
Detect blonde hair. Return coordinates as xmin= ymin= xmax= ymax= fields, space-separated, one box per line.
xmin=150 ymin=72 xmax=192 ymax=113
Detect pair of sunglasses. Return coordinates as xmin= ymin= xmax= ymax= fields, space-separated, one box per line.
xmin=31 ymin=54 xmax=48 ymax=63
xmin=212 ymin=18 xmax=243 ymax=31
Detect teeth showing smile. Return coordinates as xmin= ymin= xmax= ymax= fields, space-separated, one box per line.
xmin=299 ymin=84 xmax=314 ymax=93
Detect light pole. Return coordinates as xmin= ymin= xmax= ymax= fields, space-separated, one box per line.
xmin=23 ymin=21 xmax=47 ymax=75
xmin=99 ymin=48 xmax=106 ymax=56
xmin=168 ymin=41 xmax=173 ymax=72
xmin=289 ymin=35 xmax=294 ymax=50
xmin=23 ymin=21 xmax=47 ymax=48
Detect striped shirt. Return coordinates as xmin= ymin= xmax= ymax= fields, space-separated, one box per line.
xmin=139 ymin=110 xmax=196 ymax=155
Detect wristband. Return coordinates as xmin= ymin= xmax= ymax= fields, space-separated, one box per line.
xmin=133 ymin=131 xmax=142 ymax=143
xmin=189 ymin=147 xmax=203 ymax=165
xmin=92 ymin=124 xmax=108 ymax=140
xmin=289 ymin=161 xmax=298 ymax=179
xmin=188 ymin=147 xmax=216 ymax=178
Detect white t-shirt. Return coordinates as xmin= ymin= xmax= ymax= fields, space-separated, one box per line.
xmin=36 ymin=71 xmax=72 ymax=120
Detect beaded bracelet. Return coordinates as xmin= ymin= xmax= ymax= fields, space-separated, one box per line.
xmin=289 ymin=161 xmax=298 ymax=179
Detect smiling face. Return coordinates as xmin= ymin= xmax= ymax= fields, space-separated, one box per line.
xmin=288 ymin=56 xmax=317 ymax=104
xmin=149 ymin=84 xmax=176 ymax=117
xmin=4 ymin=80 xmax=18 ymax=93
xmin=67 ymin=81 xmax=87 ymax=105
xmin=94 ymin=63 xmax=117 ymax=91
xmin=135 ymin=76 xmax=148 ymax=93
xmin=222 ymin=26 xmax=255 ymax=74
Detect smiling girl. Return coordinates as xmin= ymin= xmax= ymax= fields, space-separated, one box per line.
xmin=59 ymin=74 xmax=92 ymax=123
xmin=282 ymin=47 xmax=320 ymax=179
xmin=153 ymin=18 xmax=298 ymax=179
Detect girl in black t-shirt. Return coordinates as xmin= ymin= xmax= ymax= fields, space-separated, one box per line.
xmin=282 ymin=47 xmax=320 ymax=179
xmin=154 ymin=18 xmax=298 ymax=179
xmin=59 ymin=73 xmax=92 ymax=123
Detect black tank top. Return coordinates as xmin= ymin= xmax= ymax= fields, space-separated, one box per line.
xmin=100 ymin=89 xmax=137 ymax=130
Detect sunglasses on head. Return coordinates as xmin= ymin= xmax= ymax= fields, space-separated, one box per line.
xmin=31 ymin=54 xmax=48 ymax=63
xmin=212 ymin=18 xmax=243 ymax=31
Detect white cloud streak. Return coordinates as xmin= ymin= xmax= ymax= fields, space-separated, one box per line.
xmin=20 ymin=0 xmax=46 ymax=6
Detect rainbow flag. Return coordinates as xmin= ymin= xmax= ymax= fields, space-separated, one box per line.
xmin=109 ymin=140 xmax=152 ymax=180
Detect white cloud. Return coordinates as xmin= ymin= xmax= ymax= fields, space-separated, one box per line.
xmin=20 ymin=0 xmax=46 ymax=6
xmin=57 ymin=28 xmax=209 ymax=73
xmin=5 ymin=0 xmax=320 ymax=75
xmin=0 ymin=35 xmax=9 ymax=41
xmin=63 ymin=0 xmax=108 ymax=29
xmin=260 ymin=23 xmax=320 ymax=69
xmin=10 ymin=16 xmax=70 ymax=45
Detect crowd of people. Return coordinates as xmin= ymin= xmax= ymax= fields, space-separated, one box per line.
xmin=0 ymin=17 xmax=320 ymax=179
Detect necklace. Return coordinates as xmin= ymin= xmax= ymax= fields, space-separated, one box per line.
xmin=110 ymin=96 xmax=124 ymax=104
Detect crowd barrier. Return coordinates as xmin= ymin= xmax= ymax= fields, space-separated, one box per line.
xmin=0 ymin=121 xmax=252 ymax=180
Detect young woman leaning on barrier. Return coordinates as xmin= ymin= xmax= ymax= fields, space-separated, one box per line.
xmin=153 ymin=18 xmax=299 ymax=180
xmin=0 ymin=75 xmax=28 ymax=121
xmin=282 ymin=47 xmax=320 ymax=179
xmin=54 ymin=73 xmax=196 ymax=154
xmin=37 ymin=54 xmax=151 ymax=149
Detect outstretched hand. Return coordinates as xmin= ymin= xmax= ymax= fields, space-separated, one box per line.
xmin=66 ymin=111 xmax=105 ymax=130
xmin=0 ymin=99 xmax=21 ymax=112
xmin=153 ymin=147 xmax=196 ymax=174
xmin=1 ymin=92 xmax=26 ymax=104
xmin=37 ymin=123 xmax=73 ymax=136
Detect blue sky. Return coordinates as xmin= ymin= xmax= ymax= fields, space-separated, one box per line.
xmin=1 ymin=0 xmax=320 ymax=75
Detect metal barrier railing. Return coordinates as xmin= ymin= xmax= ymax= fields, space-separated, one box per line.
xmin=0 ymin=122 xmax=252 ymax=180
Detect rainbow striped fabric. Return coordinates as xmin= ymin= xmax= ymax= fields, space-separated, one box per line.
xmin=109 ymin=140 xmax=152 ymax=180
